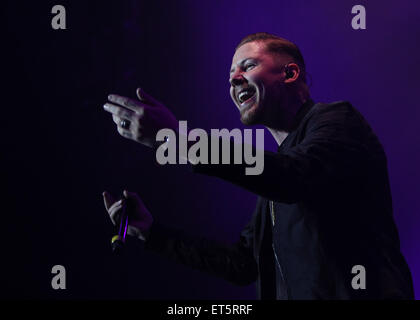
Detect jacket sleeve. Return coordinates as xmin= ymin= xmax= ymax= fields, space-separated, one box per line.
xmin=143 ymin=199 xmax=261 ymax=286
xmin=192 ymin=102 xmax=373 ymax=203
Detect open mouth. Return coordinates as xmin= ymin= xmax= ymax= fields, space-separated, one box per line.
xmin=237 ymin=87 xmax=257 ymax=106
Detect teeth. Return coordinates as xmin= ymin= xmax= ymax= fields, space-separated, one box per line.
xmin=238 ymin=90 xmax=254 ymax=103
xmin=239 ymin=91 xmax=248 ymax=101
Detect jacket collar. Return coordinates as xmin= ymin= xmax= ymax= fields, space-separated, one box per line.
xmin=276 ymin=98 xmax=315 ymax=152
xmin=290 ymin=98 xmax=315 ymax=131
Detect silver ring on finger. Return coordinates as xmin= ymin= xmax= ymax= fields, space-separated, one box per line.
xmin=120 ymin=119 xmax=131 ymax=130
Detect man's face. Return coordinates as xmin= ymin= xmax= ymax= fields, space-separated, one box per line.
xmin=229 ymin=41 xmax=288 ymax=126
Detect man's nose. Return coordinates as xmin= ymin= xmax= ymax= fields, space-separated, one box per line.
xmin=229 ymin=75 xmax=246 ymax=87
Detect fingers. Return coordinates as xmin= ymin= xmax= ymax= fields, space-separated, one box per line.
xmin=108 ymin=199 xmax=124 ymax=225
xmin=104 ymin=103 xmax=143 ymax=141
xmin=136 ymin=87 xmax=160 ymax=106
xmin=123 ymin=190 xmax=143 ymax=209
xmin=109 ymin=205 xmax=123 ymax=225
xmin=108 ymin=199 xmax=122 ymax=213
xmin=103 ymin=191 xmax=115 ymax=210
xmin=123 ymin=189 xmax=131 ymax=199
xmin=110 ymin=112 xmax=144 ymax=142
xmin=112 ymin=114 xmax=142 ymax=129
xmin=103 ymin=193 xmax=124 ymax=225
xmin=123 ymin=189 xmax=139 ymax=201
xmin=108 ymin=94 xmax=146 ymax=113
xmin=112 ymin=114 xmax=120 ymax=125
xmin=103 ymin=102 xmax=140 ymax=119
xmin=104 ymin=91 xmax=161 ymax=147
xmin=117 ymin=125 xmax=135 ymax=140
xmin=112 ymin=114 xmax=130 ymax=127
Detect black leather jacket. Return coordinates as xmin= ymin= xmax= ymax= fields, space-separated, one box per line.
xmin=145 ymin=99 xmax=414 ymax=299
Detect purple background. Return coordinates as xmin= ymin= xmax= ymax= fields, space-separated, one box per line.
xmin=3 ymin=0 xmax=419 ymax=299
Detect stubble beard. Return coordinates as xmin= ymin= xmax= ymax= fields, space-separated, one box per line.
xmin=240 ymin=102 xmax=262 ymax=125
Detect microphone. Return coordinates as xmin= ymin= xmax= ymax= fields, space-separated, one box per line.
xmin=111 ymin=197 xmax=129 ymax=254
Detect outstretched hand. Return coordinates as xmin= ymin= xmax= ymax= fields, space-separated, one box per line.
xmin=103 ymin=88 xmax=178 ymax=148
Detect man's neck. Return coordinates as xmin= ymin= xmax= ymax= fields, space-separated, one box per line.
xmin=266 ymin=96 xmax=308 ymax=147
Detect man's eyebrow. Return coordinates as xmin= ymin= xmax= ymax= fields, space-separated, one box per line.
xmin=229 ymin=58 xmax=255 ymax=75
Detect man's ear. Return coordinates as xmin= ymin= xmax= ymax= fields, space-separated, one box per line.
xmin=284 ymin=63 xmax=300 ymax=83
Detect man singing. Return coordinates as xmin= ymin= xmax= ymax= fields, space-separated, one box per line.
xmin=102 ymin=33 xmax=414 ymax=299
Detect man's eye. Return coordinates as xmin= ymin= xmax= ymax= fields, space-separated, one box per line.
xmin=245 ymin=64 xmax=256 ymax=71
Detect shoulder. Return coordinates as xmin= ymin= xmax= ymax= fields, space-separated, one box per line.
xmin=304 ymin=100 xmax=370 ymax=130
xmin=302 ymin=100 xmax=387 ymax=159
xmin=309 ymin=100 xmax=359 ymax=118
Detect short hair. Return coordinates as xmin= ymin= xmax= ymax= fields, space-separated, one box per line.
xmin=236 ymin=32 xmax=307 ymax=84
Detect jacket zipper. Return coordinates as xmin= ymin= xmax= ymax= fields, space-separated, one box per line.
xmin=270 ymin=200 xmax=288 ymax=299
